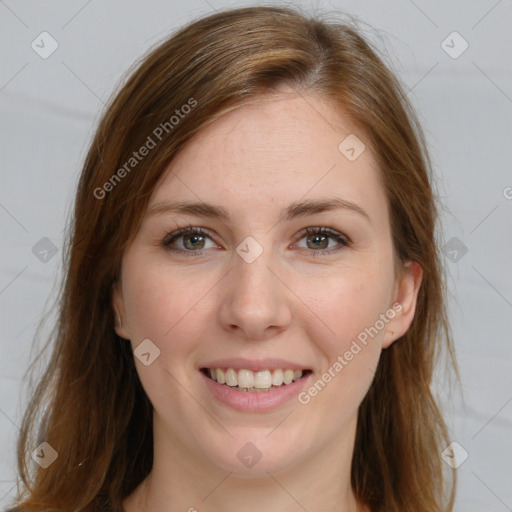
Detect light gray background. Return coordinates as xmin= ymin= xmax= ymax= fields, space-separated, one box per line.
xmin=1 ymin=0 xmax=511 ymax=510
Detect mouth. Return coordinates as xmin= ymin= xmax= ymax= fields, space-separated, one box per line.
xmin=200 ymin=367 xmax=312 ymax=393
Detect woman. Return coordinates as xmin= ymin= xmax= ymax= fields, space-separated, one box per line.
xmin=9 ymin=5 xmax=458 ymax=511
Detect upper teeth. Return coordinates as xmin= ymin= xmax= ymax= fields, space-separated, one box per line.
xmin=207 ymin=368 xmax=304 ymax=389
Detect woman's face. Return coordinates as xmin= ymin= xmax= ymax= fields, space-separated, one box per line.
xmin=114 ymin=89 xmax=422 ymax=478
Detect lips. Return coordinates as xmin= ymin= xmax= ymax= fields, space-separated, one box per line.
xmin=200 ymin=368 xmax=312 ymax=412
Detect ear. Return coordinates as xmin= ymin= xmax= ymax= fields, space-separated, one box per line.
xmin=382 ymin=260 xmax=423 ymax=348
xmin=112 ymin=281 xmax=131 ymax=340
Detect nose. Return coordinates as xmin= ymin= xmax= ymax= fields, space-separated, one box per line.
xmin=218 ymin=244 xmax=293 ymax=341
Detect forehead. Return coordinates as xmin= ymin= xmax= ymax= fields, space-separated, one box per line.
xmin=150 ymin=91 xmax=387 ymax=225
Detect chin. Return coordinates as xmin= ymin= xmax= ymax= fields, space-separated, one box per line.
xmin=199 ymin=429 xmax=306 ymax=477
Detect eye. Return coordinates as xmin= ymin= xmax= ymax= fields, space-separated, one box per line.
xmin=162 ymin=225 xmax=350 ymax=257
xmin=162 ymin=226 xmax=218 ymax=255
xmin=294 ymin=226 xmax=350 ymax=256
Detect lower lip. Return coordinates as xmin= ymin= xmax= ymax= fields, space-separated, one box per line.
xmin=200 ymin=371 xmax=311 ymax=412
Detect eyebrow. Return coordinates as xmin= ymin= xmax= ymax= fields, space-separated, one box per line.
xmin=145 ymin=197 xmax=370 ymax=223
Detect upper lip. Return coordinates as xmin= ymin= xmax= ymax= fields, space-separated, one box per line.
xmin=200 ymin=358 xmax=311 ymax=372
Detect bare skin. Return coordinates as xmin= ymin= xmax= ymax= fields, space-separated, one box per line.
xmin=115 ymin=87 xmax=422 ymax=512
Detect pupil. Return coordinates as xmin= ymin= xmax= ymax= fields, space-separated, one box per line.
xmin=185 ymin=234 xmax=204 ymax=250
xmin=309 ymin=234 xmax=327 ymax=249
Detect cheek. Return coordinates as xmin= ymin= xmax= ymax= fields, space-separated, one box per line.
xmin=122 ymin=263 xmax=204 ymax=342
xmin=120 ymin=263 xmax=210 ymax=403
xmin=297 ymin=280 xmax=386 ymax=425
xmin=300 ymin=269 xmax=391 ymax=347
xmin=295 ymin=267 xmax=392 ymax=398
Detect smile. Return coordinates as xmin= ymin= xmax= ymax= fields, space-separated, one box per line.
xmin=201 ymin=367 xmax=311 ymax=392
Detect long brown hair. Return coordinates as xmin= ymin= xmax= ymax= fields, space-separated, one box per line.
xmin=9 ymin=5 xmax=459 ymax=511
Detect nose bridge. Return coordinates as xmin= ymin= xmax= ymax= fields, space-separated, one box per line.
xmin=234 ymin=246 xmax=274 ymax=301
xmin=219 ymin=235 xmax=292 ymax=338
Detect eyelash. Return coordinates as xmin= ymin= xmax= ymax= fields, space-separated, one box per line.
xmin=162 ymin=225 xmax=350 ymax=257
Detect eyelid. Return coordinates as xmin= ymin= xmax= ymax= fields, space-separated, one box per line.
xmin=162 ymin=226 xmax=218 ymax=252
xmin=292 ymin=226 xmax=351 ymax=256
xmin=162 ymin=225 xmax=350 ymax=256
xmin=295 ymin=226 xmax=350 ymax=244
